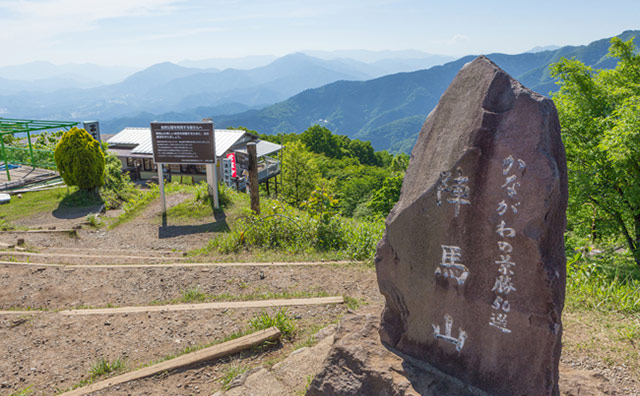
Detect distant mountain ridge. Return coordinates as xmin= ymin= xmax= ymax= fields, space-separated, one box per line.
xmin=0 ymin=54 xmax=374 ymax=121
xmin=209 ymin=30 xmax=639 ymax=153
xmin=2 ymin=30 xmax=638 ymax=153
xmin=0 ymin=61 xmax=136 ymax=86
xmin=0 ymin=51 xmax=455 ymax=122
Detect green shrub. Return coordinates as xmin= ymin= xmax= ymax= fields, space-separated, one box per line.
xmin=100 ymin=150 xmax=136 ymax=209
xmin=210 ymin=196 xmax=384 ymax=260
xmin=54 ymin=127 xmax=105 ymax=190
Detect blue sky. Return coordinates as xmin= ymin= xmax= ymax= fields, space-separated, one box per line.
xmin=0 ymin=0 xmax=638 ymax=67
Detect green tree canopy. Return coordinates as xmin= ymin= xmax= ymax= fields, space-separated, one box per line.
xmin=54 ymin=127 xmax=105 ymax=190
xmin=551 ymin=36 xmax=640 ymax=267
xmin=280 ymin=140 xmax=320 ymax=206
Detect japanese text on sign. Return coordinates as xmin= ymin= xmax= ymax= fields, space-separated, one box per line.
xmin=150 ymin=122 xmax=215 ymax=164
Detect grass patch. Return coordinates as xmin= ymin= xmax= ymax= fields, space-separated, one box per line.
xmin=0 ymin=187 xmax=71 ymax=222
xmin=566 ymin=250 xmax=640 ymax=313
xmin=86 ymin=213 xmax=102 ymax=228
xmin=180 ymin=286 xmax=208 ymax=303
xmin=563 ymin=310 xmax=640 ymax=377
xmin=250 ymin=308 xmax=296 ymax=339
xmin=165 ymin=196 xmax=215 ymax=222
xmin=89 ymin=357 xmax=126 ymax=379
xmin=55 ymin=357 xmax=126 ymax=394
xmin=107 ymin=187 xmax=159 ymax=229
xmin=562 ymin=240 xmax=640 ymax=378
xmin=9 ymin=386 xmax=33 ymax=396
xmin=343 ymin=296 xmax=360 ymax=310
xmin=221 ymin=363 xmax=249 ymax=390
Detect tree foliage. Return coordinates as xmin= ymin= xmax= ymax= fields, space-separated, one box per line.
xmin=300 ymin=125 xmax=381 ymax=166
xmin=551 ymin=36 xmax=640 ymax=267
xmin=280 ymin=140 xmax=319 ymax=206
xmin=54 ymin=127 xmax=105 ymax=190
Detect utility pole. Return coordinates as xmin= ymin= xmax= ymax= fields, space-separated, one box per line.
xmin=247 ymin=142 xmax=260 ymax=214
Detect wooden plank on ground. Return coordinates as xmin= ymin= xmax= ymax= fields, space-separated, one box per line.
xmin=0 ymin=260 xmax=349 ymax=269
xmin=0 ymin=229 xmax=77 ymax=234
xmin=59 ymin=296 xmax=344 ymax=316
xmin=0 ymin=310 xmax=41 ymax=315
xmin=0 ymin=251 xmax=187 ymax=261
xmin=41 ymin=247 xmax=186 ymax=256
xmin=59 ymin=327 xmax=281 ymax=396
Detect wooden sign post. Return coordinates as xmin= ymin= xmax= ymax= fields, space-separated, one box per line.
xmin=247 ymin=142 xmax=260 ymax=214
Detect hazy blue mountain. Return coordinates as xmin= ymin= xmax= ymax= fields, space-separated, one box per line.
xmin=178 ymin=55 xmax=277 ymax=70
xmin=100 ymin=102 xmax=258 ymax=133
xmin=212 ymin=30 xmax=639 ymax=153
xmin=526 ymin=45 xmax=561 ymax=53
xmin=303 ymin=49 xmax=452 ymax=63
xmin=0 ymin=77 xmax=92 ymax=94
xmin=302 ymin=49 xmax=455 ymax=77
xmin=0 ymin=61 xmax=136 ymax=85
xmin=113 ymin=62 xmax=211 ymax=93
xmin=0 ymin=54 xmax=372 ymax=121
xmin=149 ymin=53 xmax=372 ymax=109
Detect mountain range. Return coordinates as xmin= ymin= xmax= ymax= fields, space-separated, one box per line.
xmin=1 ymin=30 xmax=637 ymax=153
xmin=0 ymin=51 xmax=453 ymax=122
xmin=210 ymin=30 xmax=637 ymax=152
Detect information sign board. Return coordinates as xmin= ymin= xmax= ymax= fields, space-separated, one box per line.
xmin=234 ymin=150 xmax=250 ymax=170
xmin=150 ymin=122 xmax=215 ymax=164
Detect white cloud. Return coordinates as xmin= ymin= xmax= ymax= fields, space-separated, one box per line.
xmin=0 ymin=0 xmax=179 ymax=41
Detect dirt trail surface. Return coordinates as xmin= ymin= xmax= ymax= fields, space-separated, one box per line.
xmin=4 ymin=193 xmax=215 ymax=252
xmin=0 ymin=194 xmax=381 ymax=395
xmin=0 ymin=192 xmax=637 ymax=395
xmin=0 ymin=264 xmax=375 ymax=310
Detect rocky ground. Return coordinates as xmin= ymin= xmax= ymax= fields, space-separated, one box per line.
xmin=0 ymin=193 xmax=637 ymax=395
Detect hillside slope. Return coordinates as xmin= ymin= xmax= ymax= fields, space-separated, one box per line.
xmin=214 ymin=30 xmax=639 ymax=152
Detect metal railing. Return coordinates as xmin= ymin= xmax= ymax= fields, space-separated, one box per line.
xmin=257 ymin=156 xmax=280 ymax=182
xmin=2 ymin=146 xmax=56 ymax=169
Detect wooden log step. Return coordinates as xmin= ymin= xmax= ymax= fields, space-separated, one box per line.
xmin=59 ymin=296 xmax=344 ymax=315
xmin=0 ymin=251 xmax=188 ymax=261
xmin=58 ymin=327 xmax=281 ymax=396
xmin=0 ymin=297 xmax=344 ymax=316
xmin=0 ymin=260 xmax=347 ymax=269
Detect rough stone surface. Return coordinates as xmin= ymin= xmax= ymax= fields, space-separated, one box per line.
xmin=375 ymin=56 xmax=568 ymax=396
xmin=307 ymin=307 xmax=489 ymax=396
xmin=221 ymin=329 xmax=336 ymax=396
xmin=307 ymin=309 xmax=621 ymax=396
xmin=224 ymin=367 xmax=288 ymax=396
xmin=271 ymin=331 xmax=335 ymax=390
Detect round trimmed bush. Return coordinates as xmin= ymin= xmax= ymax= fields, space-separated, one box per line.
xmin=54 ymin=127 xmax=105 ymax=190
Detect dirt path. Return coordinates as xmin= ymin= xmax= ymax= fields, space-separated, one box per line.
xmin=0 ymin=192 xmax=637 ymax=396
xmin=0 ymin=193 xmax=217 ymax=253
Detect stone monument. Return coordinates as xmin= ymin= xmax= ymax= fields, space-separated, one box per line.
xmin=375 ymin=56 xmax=568 ymax=395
